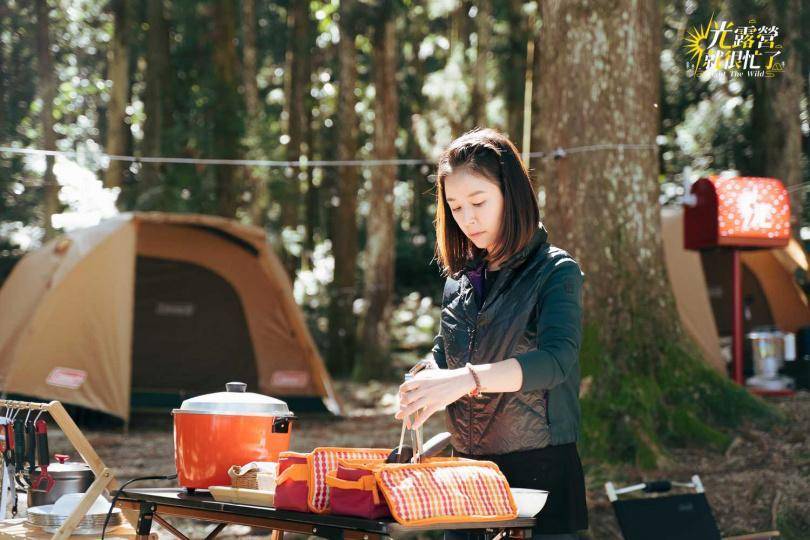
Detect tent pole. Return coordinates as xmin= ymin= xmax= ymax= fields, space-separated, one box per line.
xmin=732 ymin=249 xmax=744 ymax=385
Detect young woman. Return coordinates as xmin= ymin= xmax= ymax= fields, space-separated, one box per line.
xmin=395 ymin=128 xmax=588 ymax=539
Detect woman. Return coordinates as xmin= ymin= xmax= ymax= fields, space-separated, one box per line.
xmin=395 ymin=128 xmax=588 ymax=539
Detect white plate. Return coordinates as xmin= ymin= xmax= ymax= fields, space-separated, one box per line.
xmin=510 ymin=488 xmax=549 ymax=517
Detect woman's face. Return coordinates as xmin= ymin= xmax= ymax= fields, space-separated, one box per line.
xmin=443 ymin=168 xmax=504 ymax=253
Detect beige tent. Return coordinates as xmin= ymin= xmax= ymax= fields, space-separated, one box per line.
xmin=0 ymin=212 xmax=342 ymax=420
xmin=661 ymin=206 xmax=810 ymax=373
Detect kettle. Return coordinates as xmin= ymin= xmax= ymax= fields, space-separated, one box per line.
xmin=27 ymin=454 xmax=95 ymax=508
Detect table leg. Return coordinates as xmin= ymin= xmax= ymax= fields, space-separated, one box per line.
xmin=136 ymin=502 xmax=155 ymax=539
xmin=153 ymin=513 xmax=192 ymax=540
xmin=270 ymin=529 xmax=284 ymax=540
xmin=204 ymin=522 xmax=228 ymax=539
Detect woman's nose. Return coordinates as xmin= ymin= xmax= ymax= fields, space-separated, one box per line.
xmin=462 ymin=206 xmax=477 ymax=226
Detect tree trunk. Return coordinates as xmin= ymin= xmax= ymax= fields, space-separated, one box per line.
xmin=745 ymin=0 xmax=804 ymax=233
xmin=35 ymin=0 xmax=58 ymax=240
xmin=469 ymin=0 xmax=490 ymax=129
xmin=302 ymin=16 xmax=318 ymax=271
xmin=503 ymin=0 xmax=528 ymax=142
xmin=243 ymin=0 xmax=270 ymax=227
xmin=211 ymin=0 xmax=242 ymax=217
xmin=141 ymin=0 xmax=170 ymax=206
xmin=356 ymin=1 xmax=399 ymax=381
xmin=532 ymin=0 xmax=777 ymax=467
xmin=327 ymin=0 xmax=361 ymax=377
xmin=104 ymin=0 xmax=131 ymax=191
xmin=279 ymin=1 xmax=311 ymax=278
xmin=528 ymin=28 xmax=542 ymax=184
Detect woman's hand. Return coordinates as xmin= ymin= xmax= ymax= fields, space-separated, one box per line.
xmin=395 ymin=367 xmax=473 ymax=430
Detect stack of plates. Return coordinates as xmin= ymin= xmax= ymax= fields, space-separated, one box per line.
xmin=26 ymin=505 xmax=123 ymax=535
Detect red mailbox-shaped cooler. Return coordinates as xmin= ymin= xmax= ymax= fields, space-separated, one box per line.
xmin=684 ymin=175 xmax=791 ymax=250
xmin=683 ymin=175 xmax=792 ymax=387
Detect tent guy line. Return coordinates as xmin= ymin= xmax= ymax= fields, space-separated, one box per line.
xmin=0 ymin=143 xmax=659 ymax=169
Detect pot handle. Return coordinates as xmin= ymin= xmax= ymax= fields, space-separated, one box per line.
xmin=272 ymin=417 xmax=291 ymax=433
xmin=225 ymin=382 xmax=247 ymax=393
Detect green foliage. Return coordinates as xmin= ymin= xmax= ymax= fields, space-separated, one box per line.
xmin=579 ymin=322 xmax=780 ymax=468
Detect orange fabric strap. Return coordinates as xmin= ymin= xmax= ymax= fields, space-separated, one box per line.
xmin=324 ymin=472 xmax=381 ymax=505
xmin=275 ymin=463 xmax=308 ymax=485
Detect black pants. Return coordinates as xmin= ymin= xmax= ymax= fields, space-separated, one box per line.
xmin=445 ymin=443 xmax=588 ymax=539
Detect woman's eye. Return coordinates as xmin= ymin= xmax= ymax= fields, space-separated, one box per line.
xmin=451 ymin=207 xmax=461 ymax=212
xmin=473 ymin=201 xmax=485 ymax=207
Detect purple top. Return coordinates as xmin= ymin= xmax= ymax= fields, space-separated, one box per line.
xmin=466 ymin=260 xmax=486 ymax=303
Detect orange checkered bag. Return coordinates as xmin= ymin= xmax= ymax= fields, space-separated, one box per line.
xmin=306 ymin=447 xmax=391 ymax=513
xmin=329 ymin=457 xmax=518 ymax=526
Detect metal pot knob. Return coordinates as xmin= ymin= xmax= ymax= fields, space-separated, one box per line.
xmin=225 ymin=382 xmax=247 ymax=393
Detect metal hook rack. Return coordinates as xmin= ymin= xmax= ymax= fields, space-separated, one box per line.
xmin=0 ymin=399 xmax=135 ymax=539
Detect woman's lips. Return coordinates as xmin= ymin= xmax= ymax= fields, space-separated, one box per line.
xmin=469 ymin=231 xmax=485 ymax=238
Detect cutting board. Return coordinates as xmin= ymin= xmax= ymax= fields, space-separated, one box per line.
xmin=209 ymin=486 xmax=275 ymax=507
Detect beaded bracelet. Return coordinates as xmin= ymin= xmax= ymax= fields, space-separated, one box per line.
xmin=465 ymin=362 xmax=481 ymax=397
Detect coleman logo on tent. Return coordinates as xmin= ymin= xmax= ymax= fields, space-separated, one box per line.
xmin=46 ymin=368 xmax=87 ymax=390
xmin=155 ymin=302 xmax=195 ymax=317
xmin=270 ymin=370 xmax=309 ymax=389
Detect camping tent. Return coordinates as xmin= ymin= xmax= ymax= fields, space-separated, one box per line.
xmin=661 ymin=206 xmax=810 ymax=373
xmin=0 ymin=212 xmax=342 ymax=420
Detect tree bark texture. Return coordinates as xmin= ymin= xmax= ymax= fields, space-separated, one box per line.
xmin=745 ymin=0 xmax=804 ymax=232
xmin=141 ymin=0 xmax=171 ymax=205
xmin=535 ymin=0 xmax=683 ymax=360
xmin=469 ymin=0 xmax=491 ymax=129
xmin=211 ymin=0 xmax=242 ymax=217
xmin=357 ymin=1 xmax=399 ymax=380
xmin=35 ymin=0 xmax=59 ymax=240
xmin=280 ymin=0 xmax=312 ymax=276
xmin=327 ymin=0 xmax=361 ymax=377
xmin=104 ymin=0 xmax=131 ymax=191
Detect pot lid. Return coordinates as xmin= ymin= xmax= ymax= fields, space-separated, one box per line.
xmin=49 ymin=454 xmax=92 ymax=473
xmin=176 ymin=382 xmax=291 ymax=415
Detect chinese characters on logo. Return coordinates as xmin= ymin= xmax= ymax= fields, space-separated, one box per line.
xmin=683 ymin=14 xmax=784 ymax=79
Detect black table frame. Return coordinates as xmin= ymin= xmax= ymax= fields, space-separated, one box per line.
xmin=115 ymin=488 xmax=537 ymax=540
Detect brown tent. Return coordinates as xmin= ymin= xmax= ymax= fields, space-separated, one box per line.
xmin=0 ymin=213 xmax=342 ymax=420
xmin=661 ymin=206 xmax=810 ymax=373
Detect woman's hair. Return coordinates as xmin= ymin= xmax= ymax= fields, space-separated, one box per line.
xmin=434 ymin=127 xmax=540 ymax=276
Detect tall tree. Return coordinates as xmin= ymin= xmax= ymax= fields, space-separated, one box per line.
xmin=501 ymin=0 xmax=529 ymax=142
xmin=469 ymin=0 xmax=491 ymax=128
xmin=327 ymin=0 xmax=361 ymax=377
xmin=738 ymin=0 xmax=805 ymax=231
xmin=280 ymin=0 xmax=312 ymax=276
xmin=35 ymin=0 xmax=59 ymax=240
xmin=211 ymin=0 xmax=243 ymax=217
xmin=357 ymin=0 xmax=400 ymax=380
xmin=302 ymin=16 xmax=319 ymax=270
xmin=141 ymin=0 xmax=171 ymax=205
xmin=534 ymin=0 xmax=768 ymax=465
xmin=242 ymin=0 xmax=269 ymax=226
xmin=104 ymin=0 xmax=131 ymax=190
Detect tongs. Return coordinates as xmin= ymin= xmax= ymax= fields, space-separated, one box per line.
xmin=387 ymin=362 xmax=451 ymax=463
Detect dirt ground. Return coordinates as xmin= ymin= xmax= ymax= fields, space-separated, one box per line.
xmin=42 ymin=382 xmax=810 ymax=539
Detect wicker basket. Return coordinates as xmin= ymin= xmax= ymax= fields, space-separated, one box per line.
xmin=228 ymin=462 xmax=278 ymax=491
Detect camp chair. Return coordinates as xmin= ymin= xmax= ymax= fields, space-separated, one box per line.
xmin=605 ymin=475 xmax=780 ymax=540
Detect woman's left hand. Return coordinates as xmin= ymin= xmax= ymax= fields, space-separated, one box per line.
xmin=395 ymin=368 xmax=473 ymax=430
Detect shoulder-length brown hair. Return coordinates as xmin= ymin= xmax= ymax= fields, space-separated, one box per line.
xmin=434 ymin=127 xmax=540 ymax=277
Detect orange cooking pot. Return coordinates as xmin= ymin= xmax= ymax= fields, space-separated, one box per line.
xmin=173 ymin=382 xmax=295 ymax=491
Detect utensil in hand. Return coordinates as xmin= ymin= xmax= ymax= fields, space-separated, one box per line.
xmin=386 ymin=416 xmax=414 ymax=463
xmin=412 ymin=432 xmax=451 ymax=462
